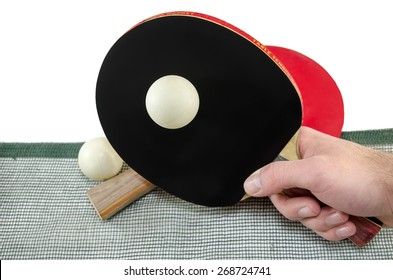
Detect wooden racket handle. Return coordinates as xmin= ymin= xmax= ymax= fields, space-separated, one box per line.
xmin=347 ymin=216 xmax=382 ymax=247
xmin=87 ymin=169 xmax=156 ymax=220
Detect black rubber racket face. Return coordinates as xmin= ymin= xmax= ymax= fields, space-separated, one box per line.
xmin=96 ymin=13 xmax=302 ymax=206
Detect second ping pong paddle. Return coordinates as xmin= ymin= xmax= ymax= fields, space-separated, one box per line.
xmin=88 ymin=12 xmax=381 ymax=247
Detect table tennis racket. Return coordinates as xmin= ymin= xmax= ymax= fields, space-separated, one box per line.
xmin=88 ymin=11 xmax=381 ymax=247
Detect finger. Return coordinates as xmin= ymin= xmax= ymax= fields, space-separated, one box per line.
xmin=269 ymin=194 xmax=321 ymax=220
xmin=299 ymin=206 xmax=357 ymax=241
xmin=243 ymin=126 xmax=338 ymax=197
xmin=243 ymin=158 xmax=325 ymax=197
xmin=314 ymin=221 xmax=357 ymax=241
xmin=301 ymin=206 xmax=350 ymax=232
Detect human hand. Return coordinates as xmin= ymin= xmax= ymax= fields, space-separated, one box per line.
xmin=244 ymin=126 xmax=393 ymax=241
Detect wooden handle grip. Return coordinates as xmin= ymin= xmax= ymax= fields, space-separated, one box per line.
xmin=87 ymin=169 xmax=156 ymax=220
xmin=347 ymin=216 xmax=382 ymax=247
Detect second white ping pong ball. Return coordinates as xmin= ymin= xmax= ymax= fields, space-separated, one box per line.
xmin=78 ymin=137 xmax=123 ymax=181
xmin=145 ymin=75 xmax=200 ymax=129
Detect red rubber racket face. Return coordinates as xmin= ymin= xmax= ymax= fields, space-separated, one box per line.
xmin=266 ymin=46 xmax=344 ymax=137
xmin=96 ymin=12 xmax=302 ymax=206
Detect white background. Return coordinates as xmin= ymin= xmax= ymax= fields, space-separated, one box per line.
xmin=2 ymin=260 xmax=390 ymax=280
xmin=1 ymin=0 xmax=392 ymax=142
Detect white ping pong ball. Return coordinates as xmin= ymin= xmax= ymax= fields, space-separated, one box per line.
xmin=145 ymin=75 xmax=200 ymax=129
xmin=78 ymin=137 xmax=123 ymax=181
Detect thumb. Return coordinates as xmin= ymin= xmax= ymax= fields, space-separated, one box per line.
xmin=244 ymin=158 xmax=319 ymax=197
